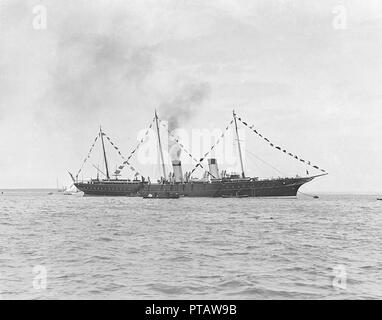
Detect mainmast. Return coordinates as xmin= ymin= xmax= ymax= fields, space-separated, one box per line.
xmin=99 ymin=126 xmax=110 ymax=180
xmin=155 ymin=110 xmax=167 ymax=179
xmin=233 ymin=110 xmax=245 ymax=178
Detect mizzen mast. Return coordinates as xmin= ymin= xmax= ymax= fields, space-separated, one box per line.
xmin=233 ymin=110 xmax=245 ymax=178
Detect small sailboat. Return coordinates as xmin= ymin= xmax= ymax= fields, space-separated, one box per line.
xmin=63 ymin=184 xmax=80 ymax=195
xmin=56 ymin=177 xmax=66 ymax=192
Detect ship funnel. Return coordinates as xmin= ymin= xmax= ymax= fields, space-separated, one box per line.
xmin=172 ymin=160 xmax=183 ymax=183
xmin=208 ymin=158 xmax=220 ymax=179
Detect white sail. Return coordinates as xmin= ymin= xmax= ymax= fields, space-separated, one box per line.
xmin=63 ymin=184 xmax=79 ymax=195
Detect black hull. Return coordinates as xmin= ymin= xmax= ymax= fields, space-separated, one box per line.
xmin=74 ymin=181 xmax=144 ymax=197
xmin=75 ymin=176 xmax=314 ymax=198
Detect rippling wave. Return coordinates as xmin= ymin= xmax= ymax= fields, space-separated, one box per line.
xmin=0 ymin=190 xmax=381 ymax=299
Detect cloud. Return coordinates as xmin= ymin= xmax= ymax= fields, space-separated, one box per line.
xmin=36 ymin=2 xmax=157 ymax=127
xmin=1 ymin=0 xmax=382 ymax=191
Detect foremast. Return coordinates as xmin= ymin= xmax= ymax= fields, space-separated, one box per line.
xmin=99 ymin=126 xmax=110 ymax=180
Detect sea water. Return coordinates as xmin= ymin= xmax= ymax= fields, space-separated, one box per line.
xmin=0 ymin=190 xmax=381 ymax=299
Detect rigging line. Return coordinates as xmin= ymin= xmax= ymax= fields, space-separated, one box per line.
xmin=233 ymin=110 xmax=245 ymax=178
xmin=100 ymin=127 xmax=110 ymax=180
xmin=235 ymin=114 xmax=327 ymax=173
xmin=92 ymin=164 xmax=106 ymax=177
xmin=75 ymin=134 xmax=99 ymax=179
xmin=188 ymin=119 xmax=235 ymax=176
xmin=158 ymin=119 xmax=214 ymax=178
xmin=244 ymin=148 xmax=288 ymax=177
xmin=124 ymin=116 xmax=155 ymax=159
xmin=155 ymin=110 xmax=167 ymax=178
xmin=297 ymin=190 xmax=319 ymax=198
xmin=103 ymin=132 xmax=142 ymax=177
xmin=108 ymin=117 xmax=156 ymax=176
xmin=103 ymin=132 xmax=126 ymax=160
xmin=105 ymin=116 xmax=155 ymax=162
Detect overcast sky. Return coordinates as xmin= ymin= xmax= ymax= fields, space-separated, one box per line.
xmin=0 ymin=0 xmax=381 ymax=192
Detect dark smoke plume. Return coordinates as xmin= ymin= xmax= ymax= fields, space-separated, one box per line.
xmin=159 ymin=81 xmax=211 ymax=160
xmin=39 ymin=3 xmax=155 ymax=127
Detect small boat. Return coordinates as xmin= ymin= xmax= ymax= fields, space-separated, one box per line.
xmin=377 ymin=198 xmax=382 ymax=201
xmin=143 ymin=192 xmax=179 ymax=199
xmin=221 ymin=194 xmax=249 ymax=198
xmin=63 ymin=186 xmax=78 ymax=195
xmin=313 ymin=195 xmax=319 ymax=199
xmin=62 ymin=183 xmax=81 ymax=195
